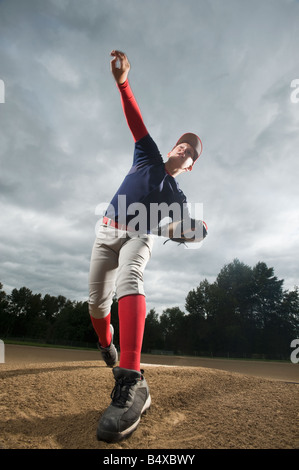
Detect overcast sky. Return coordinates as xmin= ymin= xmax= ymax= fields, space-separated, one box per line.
xmin=1 ymin=0 xmax=299 ymax=315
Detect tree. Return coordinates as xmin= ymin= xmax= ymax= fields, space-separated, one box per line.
xmin=7 ymin=287 xmax=43 ymax=338
xmin=50 ymin=300 xmax=94 ymax=344
xmin=280 ymin=287 xmax=299 ymax=337
xmin=143 ymin=308 xmax=164 ymax=352
xmin=185 ymin=279 xmax=211 ymax=353
xmin=2 ymin=256 xmax=298 ymax=357
xmin=0 ymin=283 xmax=11 ymax=337
xmin=159 ymin=307 xmax=186 ymax=353
xmin=42 ymin=294 xmax=67 ymax=323
xmin=252 ymin=262 xmax=284 ymax=328
xmin=184 ymin=259 xmax=299 ymax=357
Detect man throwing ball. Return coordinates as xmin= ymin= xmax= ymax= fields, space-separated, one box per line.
xmin=88 ymin=50 xmax=207 ymax=443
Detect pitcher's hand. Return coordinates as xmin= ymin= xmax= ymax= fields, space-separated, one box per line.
xmin=110 ymin=50 xmax=131 ymax=85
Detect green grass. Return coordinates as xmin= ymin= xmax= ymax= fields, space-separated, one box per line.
xmin=3 ymin=338 xmax=97 ymax=351
xmin=3 ymin=339 xmax=292 ymax=362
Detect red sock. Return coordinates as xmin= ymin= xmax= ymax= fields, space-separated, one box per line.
xmin=90 ymin=313 xmax=112 ymax=348
xmin=118 ymin=294 xmax=146 ymax=372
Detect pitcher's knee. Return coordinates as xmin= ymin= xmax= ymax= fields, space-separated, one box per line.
xmin=88 ymin=301 xmax=110 ymax=319
xmin=116 ymin=269 xmax=145 ymax=299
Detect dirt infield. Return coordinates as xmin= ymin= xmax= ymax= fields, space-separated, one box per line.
xmin=0 ymin=345 xmax=298 ymax=449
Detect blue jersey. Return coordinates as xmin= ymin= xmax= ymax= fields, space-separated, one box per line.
xmin=106 ymin=134 xmax=189 ymax=233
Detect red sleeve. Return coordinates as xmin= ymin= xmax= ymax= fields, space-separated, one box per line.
xmin=117 ymin=79 xmax=148 ymax=142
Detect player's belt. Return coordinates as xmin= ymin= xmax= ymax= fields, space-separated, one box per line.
xmin=103 ymin=216 xmax=130 ymax=231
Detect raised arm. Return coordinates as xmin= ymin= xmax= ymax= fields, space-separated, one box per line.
xmin=110 ymin=50 xmax=148 ymax=142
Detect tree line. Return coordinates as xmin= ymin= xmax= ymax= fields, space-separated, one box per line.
xmin=0 ymin=259 xmax=298 ymax=359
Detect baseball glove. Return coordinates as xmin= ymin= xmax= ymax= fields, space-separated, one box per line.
xmin=162 ymin=219 xmax=208 ymax=246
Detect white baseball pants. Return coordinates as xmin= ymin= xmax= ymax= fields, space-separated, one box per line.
xmin=88 ymin=224 xmax=154 ymax=319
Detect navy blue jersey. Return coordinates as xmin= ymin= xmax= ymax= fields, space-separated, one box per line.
xmin=106 ymin=134 xmax=189 ymax=233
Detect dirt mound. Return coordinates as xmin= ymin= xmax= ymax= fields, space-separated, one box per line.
xmin=0 ymin=359 xmax=298 ymax=449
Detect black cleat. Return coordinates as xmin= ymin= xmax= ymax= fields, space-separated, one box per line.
xmin=97 ymin=366 xmax=151 ymax=442
xmin=97 ymin=324 xmax=118 ymax=367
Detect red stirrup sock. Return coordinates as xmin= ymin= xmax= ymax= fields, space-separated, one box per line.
xmin=90 ymin=313 xmax=112 ymax=348
xmin=118 ymin=294 xmax=146 ymax=372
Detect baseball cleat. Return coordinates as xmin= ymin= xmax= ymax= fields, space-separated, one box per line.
xmin=97 ymin=366 xmax=151 ymax=442
xmin=97 ymin=324 xmax=118 ymax=367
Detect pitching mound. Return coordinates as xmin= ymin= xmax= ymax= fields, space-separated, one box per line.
xmin=0 ymin=353 xmax=298 ymax=449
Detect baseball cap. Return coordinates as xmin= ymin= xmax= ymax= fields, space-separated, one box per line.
xmin=175 ymin=133 xmax=202 ymax=162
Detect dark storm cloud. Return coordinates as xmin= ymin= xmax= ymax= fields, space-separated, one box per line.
xmin=1 ymin=0 xmax=299 ymax=312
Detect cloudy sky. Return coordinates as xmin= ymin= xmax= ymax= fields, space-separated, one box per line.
xmin=1 ymin=0 xmax=299 ymax=315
